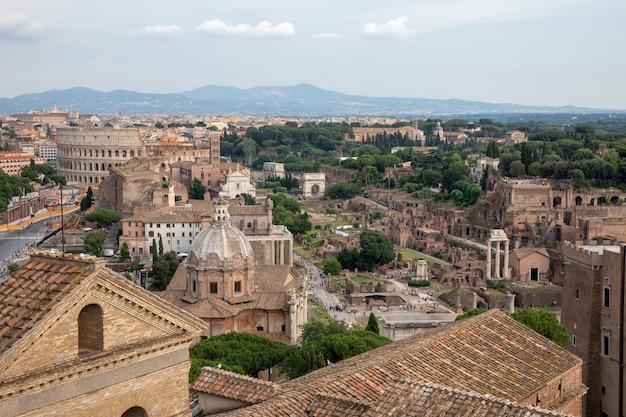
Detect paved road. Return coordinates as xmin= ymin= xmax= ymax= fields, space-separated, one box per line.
xmin=0 ymin=218 xmax=52 ymax=277
xmin=295 ymin=253 xmax=454 ymax=327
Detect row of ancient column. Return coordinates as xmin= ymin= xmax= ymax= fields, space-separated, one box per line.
xmin=486 ymin=229 xmax=510 ymax=279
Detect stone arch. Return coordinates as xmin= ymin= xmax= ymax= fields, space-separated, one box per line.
xmin=121 ymin=407 xmax=148 ymax=417
xmin=610 ymin=196 xmax=620 ymax=204
xmin=552 ymin=197 xmax=562 ymax=208
xmin=575 ymin=196 xmax=582 ymax=205
xmin=78 ymin=304 xmax=103 ymax=353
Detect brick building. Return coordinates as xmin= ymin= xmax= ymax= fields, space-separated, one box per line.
xmin=0 ymin=252 xmax=204 ymax=417
xmin=561 ymin=241 xmax=626 ymax=417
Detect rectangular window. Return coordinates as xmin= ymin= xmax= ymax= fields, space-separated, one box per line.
xmin=572 ymin=335 xmax=576 ymax=347
xmin=603 ymin=335 xmax=610 ymax=356
xmin=575 ymin=289 xmax=579 ymax=299
xmin=604 ymin=286 xmax=611 ymax=308
xmin=602 ymin=386 xmax=606 ymax=395
xmin=210 ymin=282 xmax=218 ymax=294
xmin=234 ymin=281 xmax=242 ymax=292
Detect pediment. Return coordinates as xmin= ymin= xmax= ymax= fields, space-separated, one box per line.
xmin=0 ymin=261 xmax=204 ymax=382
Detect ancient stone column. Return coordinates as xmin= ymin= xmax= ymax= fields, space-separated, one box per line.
xmin=495 ymin=240 xmax=501 ymax=279
xmin=507 ymin=293 xmax=516 ymax=314
xmin=472 ymin=292 xmax=477 ymax=309
xmin=503 ymin=239 xmax=510 ymax=279
xmin=486 ymin=239 xmax=492 ymax=279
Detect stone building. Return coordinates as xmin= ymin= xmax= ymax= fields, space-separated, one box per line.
xmin=98 ymin=158 xmax=188 ymax=217
xmin=0 ymin=192 xmax=47 ymax=226
xmin=509 ymin=247 xmax=551 ymax=282
xmin=195 ymin=310 xmax=586 ymax=416
xmin=561 ymin=241 xmax=626 ymax=417
xmin=228 ymin=199 xmax=293 ymax=266
xmin=297 ymin=172 xmax=325 ymax=199
xmin=0 ymin=151 xmax=46 ymax=176
xmin=56 ymin=127 xmax=145 ymax=184
xmin=219 ymin=166 xmax=256 ymax=199
xmin=263 ymin=162 xmax=285 ymax=179
xmin=505 ymin=130 xmax=528 ymax=145
xmin=158 ymin=198 xmax=306 ymax=343
xmin=0 ymin=252 xmax=204 ymax=417
xmin=119 ymin=199 xmax=212 ymax=258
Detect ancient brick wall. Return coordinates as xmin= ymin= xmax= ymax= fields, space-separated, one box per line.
xmin=512 ymin=285 xmax=563 ymax=308
xmin=17 ymin=362 xmax=191 ymax=417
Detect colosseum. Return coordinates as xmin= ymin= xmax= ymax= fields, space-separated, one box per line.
xmin=56 ymin=127 xmax=145 ymax=184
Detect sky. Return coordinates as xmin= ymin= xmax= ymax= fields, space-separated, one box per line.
xmin=1 ymin=0 xmax=625 ymax=109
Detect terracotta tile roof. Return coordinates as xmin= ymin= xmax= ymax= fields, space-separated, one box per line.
xmin=215 ymin=310 xmax=583 ymax=416
xmin=0 ymin=254 xmax=96 ymax=351
xmin=192 ymin=367 xmax=276 ymax=404
xmin=158 ymin=290 xmax=242 ymax=319
xmin=305 ymin=393 xmax=369 ymax=417
xmin=363 ymin=379 xmax=575 ymax=417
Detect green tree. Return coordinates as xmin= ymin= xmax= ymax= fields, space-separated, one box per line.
xmin=323 ymin=258 xmax=341 ymax=275
xmin=365 ymin=312 xmax=380 ymax=334
xmin=511 ymin=308 xmax=569 ymax=347
xmin=337 ymin=247 xmax=361 ymax=270
xmin=282 ymin=326 xmax=391 ymax=379
xmin=151 ymin=239 xmax=158 ymax=262
xmin=84 ymin=232 xmax=105 ymax=256
xmin=455 ymin=308 xmax=487 ymax=321
xmin=119 ymin=242 xmax=130 ymax=260
xmin=158 ymin=236 xmax=164 ymax=256
xmin=85 ymin=209 xmax=121 ymax=228
xmin=359 ymin=229 xmax=395 ymax=270
xmin=299 ymin=318 xmax=348 ymax=345
xmin=241 ymin=193 xmax=256 ymax=205
xmin=189 ymin=332 xmax=290 ymax=382
xmin=150 ymin=251 xmax=179 ymax=291
xmin=325 ymin=181 xmax=362 ymax=199
xmin=81 ymin=186 xmax=94 ymax=211
xmin=190 ymin=178 xmax=206 ymax=200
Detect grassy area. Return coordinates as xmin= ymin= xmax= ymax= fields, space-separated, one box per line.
xmin=351 ymin=275 xmax=389 ymax=285
xmin=396 ymin=248 xmax=452 ymax=268
xmin=307 ymin=297 xmax=333 ymax=324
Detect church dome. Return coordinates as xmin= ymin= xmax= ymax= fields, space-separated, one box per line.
xmin=190 ymin=198 xmax=253 ymax=262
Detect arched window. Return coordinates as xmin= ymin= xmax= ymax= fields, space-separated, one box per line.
xmin=121 ymin=407 xmax=148 ymax=417
xmin=78 ymin=304 xmax=103 ymax=354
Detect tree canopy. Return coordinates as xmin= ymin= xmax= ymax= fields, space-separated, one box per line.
xmin=85 ymin=209 xmax=121 ymax=228
xmin=280 ymin=319 xmax=391 ymax=379
xmin=189 ymin=332 xmax=290 ymax=382
xmin=511 ymin=308 xmax=569 ymax=347
xmin=83 ymin=232 xmax=105 ymax=256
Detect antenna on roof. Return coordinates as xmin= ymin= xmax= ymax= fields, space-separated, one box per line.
xmin=59 ymin=184 xmax=65 ymax=255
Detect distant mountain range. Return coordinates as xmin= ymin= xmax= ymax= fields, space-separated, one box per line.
xmin=0 ymin=83 xmax=621 ymax=117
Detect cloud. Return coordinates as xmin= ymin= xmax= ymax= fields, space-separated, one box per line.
xmin=363 ymin=16 xmax=415 ymax=38
xmin=141 ymin=24 xmax=184 ymax=37
xmin=402 ymin=0 xmax=600 ymax=33
xmin=197 ymin=19 xmax=295 ymax=37
xmin=0 ymin=12 xmax=45 ymax=40
xmin=313 ymin=32 xmax=340 ymax=39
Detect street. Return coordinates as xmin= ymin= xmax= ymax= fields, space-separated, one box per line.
xmin=0 ymin=218 xmax=55 ymax=277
